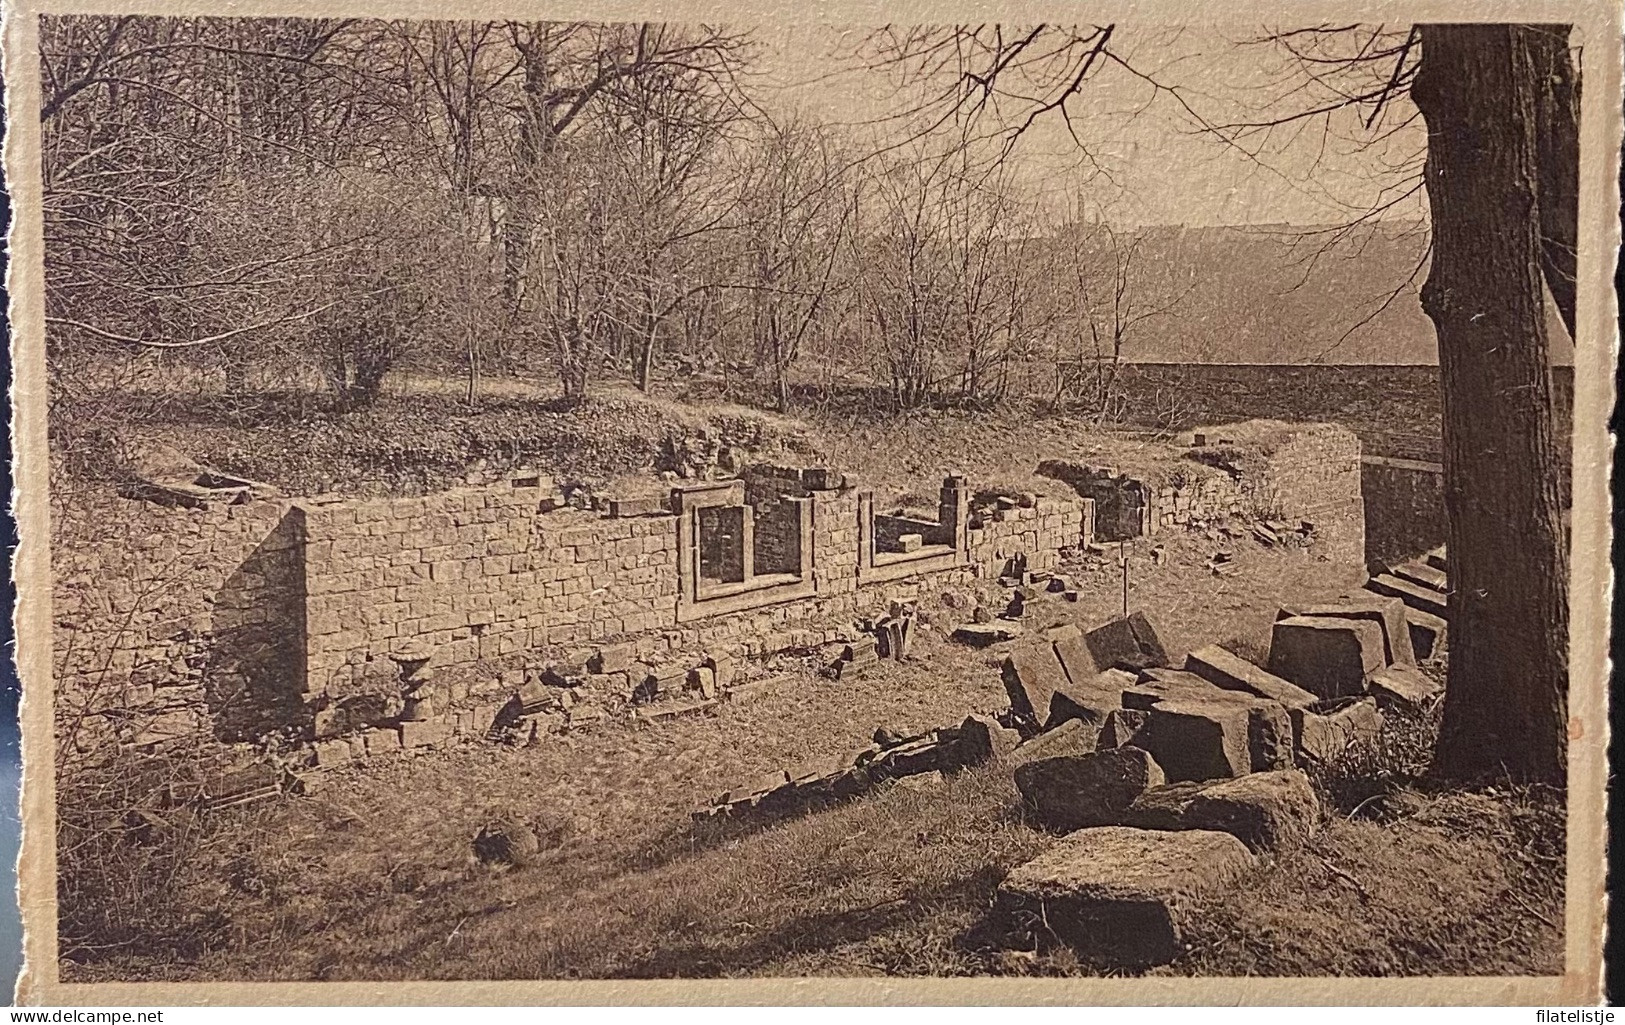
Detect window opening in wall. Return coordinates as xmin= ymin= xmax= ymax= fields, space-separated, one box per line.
xmin=674 ymin=480 xmax=815 ymax=619
xmin=858 ymin=475 xmax=969 ymax=581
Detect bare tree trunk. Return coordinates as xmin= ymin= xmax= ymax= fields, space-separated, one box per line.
xmin=1413 ymin=24 xmax=1569 ymax=785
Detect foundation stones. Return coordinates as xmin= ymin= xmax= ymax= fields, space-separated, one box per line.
xmin=1014 ymin=747 xmax=1166 ymax=832
xmin=1267 ymin=616 xmax=1387 ymax=699
xmin=996 ymin=826 xmax=1256 ymax=966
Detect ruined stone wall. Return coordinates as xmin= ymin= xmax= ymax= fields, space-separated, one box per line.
xmin=299 ymin=483 xmax=683 ymax=700
xmin=1244 ymin=424 xmax=1365 ymax=567
xmin=52 ymin=494 xmax=306 ymax=754
xmin=1361 ymin=456 xmax=1447 ymax=568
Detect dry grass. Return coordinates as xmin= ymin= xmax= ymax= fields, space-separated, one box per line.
xmin=63 ymin=532 xmax=1527 ymax=981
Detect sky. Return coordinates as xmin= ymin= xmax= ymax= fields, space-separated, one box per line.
xmin=744 ymin=24 xmax=1430 ymax=229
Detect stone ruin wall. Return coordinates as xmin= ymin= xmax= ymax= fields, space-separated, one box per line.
xmin=53 ymin=420 xmax=1364 ymax=764
xmin=1042 ymin=422 xmax=1364 ymax=566
xmin=55 ymin=467 xmax=1092 ymax=760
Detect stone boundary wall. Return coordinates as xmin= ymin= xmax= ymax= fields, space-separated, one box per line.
xmin=1109 ymin=362 xmax=1575 ymax=465
xmin=1360 ymin=456 xmax=1447 ymax=569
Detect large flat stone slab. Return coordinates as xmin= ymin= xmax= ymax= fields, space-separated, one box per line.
xmin=1007 ymin=717 xmax=1097 ymax=767
xmin=998 ymin=826 xmax=1256 ymax=966
xmin=1001 ymin=640 xmax=1071 ymax=730
xmin=1366 ymin=574 xmax=1448 ymax=618
xmin=1184 ymin=644 xmax=1319 ymax=710
xmin=1268 ymin=616 xmax=1387 ymax=700
xmin=1014 ymin=747 xmax=1165 ymax=832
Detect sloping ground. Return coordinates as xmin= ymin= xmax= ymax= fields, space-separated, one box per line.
xmin=61 ymin=530 xmax=1374 ymax=982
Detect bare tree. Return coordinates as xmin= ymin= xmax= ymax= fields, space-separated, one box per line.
xmin=855 ymin=21 xmax=1580 ymax=785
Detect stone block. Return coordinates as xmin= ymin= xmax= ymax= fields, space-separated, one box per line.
xmin=1405 ymin=608 xmax=1449 ymax=660
xmin=1046 ymin=669 xmax=1136 ymax=732
xmin=1393 ymin=559 xmax=1449 ymax=592
xmin=997 ymin=826 xmax=1256 ymax=966
xmin=1292 ymin=595 xmax=1417 ymax=667
xmin=1183 ymin=769 xmax=1321 ymax=853
xmin=588 ymin=642 xmax=636 ymax=674
xmin=688 ymin=666 xmax=719 ymax=700
xmin=1267 ymin=616 xmax=1386 ymax=699
xmin=607 ymin=496 xmax=665 ymax=518
xmin=1141 ymin=697 xmax=1252 ymax=782
xmin=1007 ymin=718 xmax=1097 ymax=767
xmin=897 ymin=533 xmax=924 ymax=553
xmin=1097 ymin=707 xmax=1150 ymax=749
xmin=953 ymin=621 xmax=1024 ymax=647
xmin=1291 ymin=697 xmax=1382 ymax=765
xmin=1083 ymin=612 xmax=1170 ymax=672
xmin=313 ymin=738 xmax=351 ymax=767
xmin=1014 ymin=747 xmax=1166 ymax=832
xmin=1365 ymin=574 xmax=1448 ymax=618
xmin=801 ymin=467 xmax=845 ymax=491
xmin=1121 ymin=780 xmax=1213 ymax=830
xmin=1366 ymin=664 xmax=1442 ymax=712
xmin=1184 ymin=645 xmax=1319 ymax=710
xmin=400 ymin=720 xmax=449 ymax=749
xmin=1002 ymin=640 xmax=1072 ymax=728
xmin=364 ymin=727 xmax=402 ymax=755
xmin=1052 ymin=631 xmax=1103 ymax=685
xmin=957 ymin=714 xmax=1021 ymax=765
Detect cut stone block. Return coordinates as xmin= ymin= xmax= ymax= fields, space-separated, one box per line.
xmin=1393 ymin=559 xmax=1449 ymax=592
xmin=400 ymin=720 xmax=449 ymax=749
xmin=897 ymin=533 xmax=924 ymax=553
xmin=1405 ymin=608 xmax=1449 ymax=660
xmin=1292 ymin=596 xmax=1418 ymax=667
xmin=1183 ymin=769 xmax=1321 ymax=852
xmin=1184 ymin=645 xmax=1319 ymax=710
xmin=1053 ymin=631 xmax=1104 ymax=685
xmin=1366 ymin=664 xmax=1442 ymax=711
xmin=364 ymin=727 xmax=402 ymax=755
xmin=953 ymin=622 xmax=1024 ymax=647
xmin=1008 ymin=718 xmax=1097 ymax=766
xmin=1292 ymin=697 xmax=1383 ymax=765
xmin=1121 ymin=780 xmax=1213 ymax=830
xmin=958 ymin=714 xmax=1022 ymax=765
xmin=1083 ymin=612 xmax=1170 ymax=672
xmin=997 ymin=826 xmax=1256 ymax=966
xmin=607 ymin=496 xmax=665 ymax=518
xmin=1140 ymin=699 xmax=1253 ymax=782
xmin=313 ymin=738 xmax=352 ymax=767
xmin=1122 ymin=668 xmax=1228 ymax=711
xmin=1045 ymin=669 xmax=1136 ymax=732
xmin=1425 ymin=546 xmax=1448 ymax=573
xmin=1001 ymin=640 xmax=1071 ymax=729
xmin=1366 ymin=574 xmax=1448 ymax=618
xmin=1268 ymin=616 xmax=1387 ymax=699
xmin=588 ymin=643 xmax=636 ymax=675
xmin=1015 ymin=747 xmax=1166 ymax=832
xmin=1097 ymin=708 xmax=1150 ymax=749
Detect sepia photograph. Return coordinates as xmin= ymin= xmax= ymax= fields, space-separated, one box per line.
xmin=4 ymin=0 xmax=1615 ymax=1004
